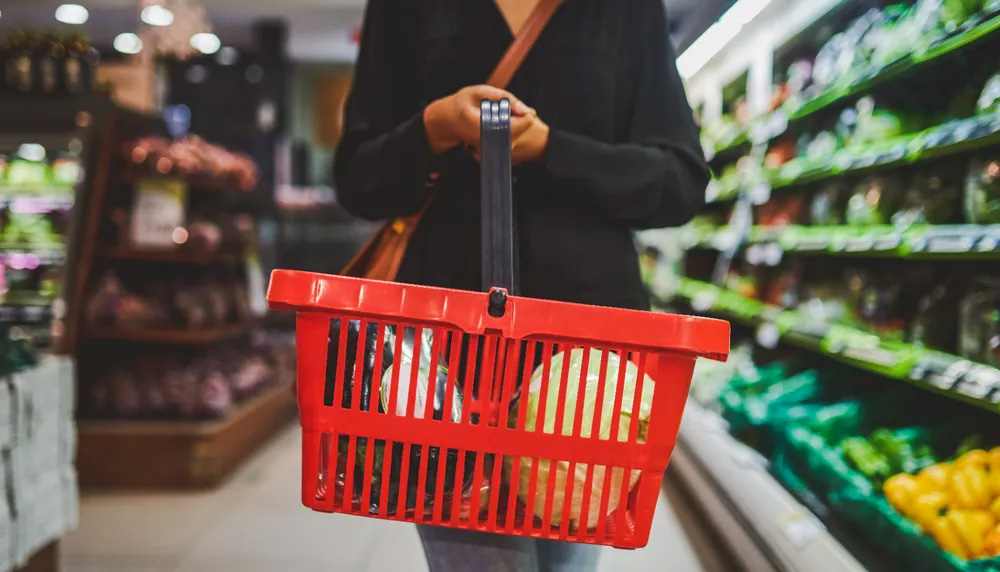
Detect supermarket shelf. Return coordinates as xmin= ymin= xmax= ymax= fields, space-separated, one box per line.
xmin=0 ymin=304 xmax=53 ymax=324
xmin=0 ymin=191 xmax=75 ymax=214
xmin=86 ymin=323 xmax=250 ymax=345
xmin=100 ymin=245 xmax=224 ymax=265
xmin=671 ymin=402 xmax=868 ymax=572
xmin=673 ymin=278 xmax=1000 ymax=413
xmin=119 ymin=171 xmax=250 ymax=194
xmin=786 ymin=12 xmax=1000 ymax=137
xmin=706 ymin=111 xmax=1000 ymax=206
xmin=77 ymin=383 xmax=297 ymax=488
xmin=0 ymin=246 xmax=66 ymax=266
xmin=772 ymin=112 xmax=1000 ymax=190
xmin=688 ymin=224 xmax=1000 ymax=259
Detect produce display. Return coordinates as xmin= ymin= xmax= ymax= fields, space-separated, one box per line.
xmin=684 ymin=349 xmax=1000 ymax=569
xmin=1 ymin=145 xmax=82 ymax=191
xmin=124 ymin=135 xmax=259 ymax=191
xmin=84 ymin=334 xmax=294 ymax=420
xmin=324 ymin=320 xmax=656 ymax=529
xmin=883 ymin=447 xmax=1000 ymax=560
xmin=85 ymin=270 xmax=251 ymax=331
xmin=661 ymin=0 xmax=1000 ymax=569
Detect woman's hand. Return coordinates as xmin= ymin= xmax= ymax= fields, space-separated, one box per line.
xmin=423 ymin=85 xmax=535 ymax=154
xmin=511 ymin=114 xmax=550 ymax=165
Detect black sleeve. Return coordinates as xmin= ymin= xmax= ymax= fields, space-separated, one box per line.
xmin=333 ymin=0 xmax=436 ymax=221
xmin=541 ymin=0 xmax=709 ymax=229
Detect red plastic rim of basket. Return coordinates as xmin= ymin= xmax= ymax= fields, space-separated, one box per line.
xmin=268 ymin=270 xmax=730 ymax=359
xmin=268 ymin=269 xmax=730 ymax=548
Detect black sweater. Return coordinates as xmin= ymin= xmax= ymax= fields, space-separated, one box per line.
xmin=334 ymin=0 xmax=709 ymax=310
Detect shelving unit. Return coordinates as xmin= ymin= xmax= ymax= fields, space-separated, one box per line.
xmin=671 ymin=278 xmax=1000 ymax=413
xmin=67 ymin=105 xmax=293 ymax=491
xmin=706 ymin=11 xmax=1000 ymax=163
xmin=661 ymin=0 xmax=1000 ymax=570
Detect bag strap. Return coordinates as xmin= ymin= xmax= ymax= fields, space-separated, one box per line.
xmin=488 ymin=0 xmax=565 ymax=89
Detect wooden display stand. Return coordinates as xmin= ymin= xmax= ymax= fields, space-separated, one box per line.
xmin=68 ymin=107 xmax=294 ymax=490
xmin=77 ymin=385 xmax=296 ymax=489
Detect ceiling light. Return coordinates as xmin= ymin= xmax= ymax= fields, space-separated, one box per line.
xmin=215 ymin=46 xmax=238 ymax=66
xmin=113 ymin=33 xmax=143 ymax=55
xmin=190 ymin=33 xmax=221 ymax=55
xmin=55 ymin=4 xmax=89 ymax=25
xmin=141 ymin=4 xmax=174 ymax=27
xmin=676 ymin=0 xmax=774 ymax=79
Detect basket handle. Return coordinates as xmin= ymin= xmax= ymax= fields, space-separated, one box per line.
xmin=480 ymin=99 xmax=515 ymax=299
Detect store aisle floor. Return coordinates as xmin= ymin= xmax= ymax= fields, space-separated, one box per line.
xmin=62 ymin=427 xmax=706 ymax=572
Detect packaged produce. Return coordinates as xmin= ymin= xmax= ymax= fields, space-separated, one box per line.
xmin=893 ymin=171 xmax=962 ymax=227
xmin=810 ymin=183 xmax=848 ymax=226
xmin=846 ymin=175 xmax=904 ymax=226
xmin=504 ymin=347 xmax=655 ymax=530
xmin=910 ymin=283 xmax=960 ymax=352
xmin=964 ymin=154 xmax=1000 ymax=224
xmin=329 ymin=323 xmax=479 ymax=517
xmin=980 ymin=71 xmax=1000 ymax=114
xmin=958 ymin=277 xmax=1000 ymax=366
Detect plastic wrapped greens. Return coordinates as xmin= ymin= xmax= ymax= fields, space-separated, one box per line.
xmin=326 ymin=322 xmax=478 ymax=517
xmin=503 ymin=348 xmax=655 ymax=530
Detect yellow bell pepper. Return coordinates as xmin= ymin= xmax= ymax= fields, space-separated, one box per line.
xmin=912 ymin=491 xmax=951 ymax=530
xmin=931 ymin=515 xmax=969 ymax=560
xmin=951 ymin=465 xmax=992 ymax=509
xmin=991 ymin=496 xmax=1000 ymax=521
xmin=917 ymin=463 xmax=952 ymax=493
xmin=947 ymin=509 xmax=997 ymax=560
xmin=985 ymin=524 xmax=1000 ymax=558
xmin=884 ymin=473 xmax=921 ymax=516
xmin=989 ymin=447 xmax=1000 ymax=496
xmin=956 ymin=449 xmax=991 ymax=470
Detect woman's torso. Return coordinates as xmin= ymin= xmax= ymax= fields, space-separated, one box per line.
xmin=398 ymin=0 xmax=650 ymax=310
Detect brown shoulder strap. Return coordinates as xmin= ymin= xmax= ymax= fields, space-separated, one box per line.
xmin=487 ymin=0 xmax=564 ymax=88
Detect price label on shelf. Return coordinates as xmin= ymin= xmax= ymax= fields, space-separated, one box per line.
xmin=780 ymin=512 xmax=824 ymax=549
xmin=756 ymin=323 xmax=780 ymax=349
xmin=749 ymin=182 xmax=772 ymax=206
xmin=927 ymin=359 xmax=973 ymax=391
xmin=874 ymin=233 xmax=903 ymax=251
xmin=956 ymin=365 xmax=1000 ymax=401
xmin=844 ymin=236 xmax=876 ymax=252
xmin=927 ymin=236 xmax=976 ymax=253
xmin=691 ymin=290 xmax=719 ymax=313
xmin=130 ymin=178 xmax=188 ymax=248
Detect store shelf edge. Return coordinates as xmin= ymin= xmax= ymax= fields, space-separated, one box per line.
xmin=671 ymin=279 xmax=1000 ymax=414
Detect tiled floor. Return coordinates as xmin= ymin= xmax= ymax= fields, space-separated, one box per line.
xmin=62 ymin=426 xmax=706 ymax=571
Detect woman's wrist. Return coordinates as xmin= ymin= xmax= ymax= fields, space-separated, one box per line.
xmin=423 ymin=98 xmax=457 ymax=155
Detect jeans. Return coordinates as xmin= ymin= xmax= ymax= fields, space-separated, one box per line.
xmin=417 ymin=525 xmax=601 ymax=572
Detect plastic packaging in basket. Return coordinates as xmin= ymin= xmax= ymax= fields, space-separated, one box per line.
xmin=267 ymin=270 xmax=729 ymax=548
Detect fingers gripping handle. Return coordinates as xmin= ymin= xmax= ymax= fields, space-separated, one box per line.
xmin=480 ymin=99 xmax=515 ymax=299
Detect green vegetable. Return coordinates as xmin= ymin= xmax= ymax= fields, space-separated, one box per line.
xmin=841 ymin=436 xmax=893 ymax=483
xmin=870 ymin=428 xmax=936 ymax=475
xmin=504 ymin=348 xmax=655 ymax=530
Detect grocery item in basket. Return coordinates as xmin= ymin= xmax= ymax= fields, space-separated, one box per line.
xmin=504 ymin=348 xmax=655 ymax=530
xmin=332 ymin=325 xmax=477 ymax=516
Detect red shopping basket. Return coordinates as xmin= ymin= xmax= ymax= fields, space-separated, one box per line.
xmin=267 ymin=100 xmax=729 ymax=549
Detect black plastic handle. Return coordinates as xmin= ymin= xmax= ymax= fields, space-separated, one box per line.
xmin=480 ymin=99 xmax=515 ymax=295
